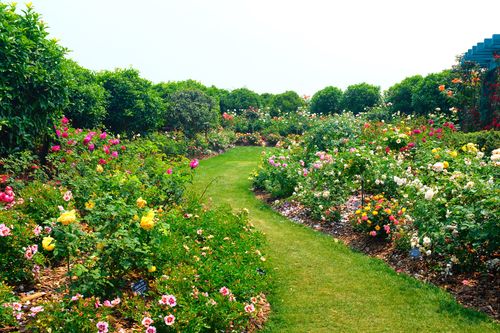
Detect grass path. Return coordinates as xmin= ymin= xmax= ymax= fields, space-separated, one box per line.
xmin=191 ymin=146 xmax=498 ymax=332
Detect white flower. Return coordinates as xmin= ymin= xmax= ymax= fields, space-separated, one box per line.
xmin=426 ymin=250 xmax=432 ymax=256
xmin=432 ymin=162 xmax=444 ymax=172
xmin=476 ymin=152 xmax=484 ymax=159
xmin=422 ymin=237 xmax=431 ymax=247
xmin=464 ymin=181 xmax=474 ymax=189
xmin=424 ymin=188 xmax=436 ymax=200
xmin=393 ymin=176 xmax=407 ymax=186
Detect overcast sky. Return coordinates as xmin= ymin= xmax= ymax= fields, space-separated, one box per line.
xmin=24 ymin=0 xmax=500 ymax=95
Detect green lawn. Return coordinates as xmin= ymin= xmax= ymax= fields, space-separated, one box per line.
xmin=190 ymin=146 xmax=498 ymax=333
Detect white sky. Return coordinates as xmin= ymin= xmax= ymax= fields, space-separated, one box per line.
xmin=23 ymin=0 xmax=500 ymax=95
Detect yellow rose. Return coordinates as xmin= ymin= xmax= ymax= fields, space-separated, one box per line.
xmin=355 ymin=209 xmax=361 ymax=215
xmin=57 ymin=209 xmax=76 ymax=225
xmin=140 ymin=210 xmax=155 ymax=230
xmin=375 ymin=225 xmax=381 ymax=231
xmin=449 ymin=151 xmax=458 ymax=158
xmin=384 ymin=209 xmax=392 ymax=214
xmin=136 ymin=197 xmax=147 ymax=208
xmin=96 ymin=165 xmax=104 ymax=173
xmin=372 ymin=211 xmax=378 ymax=216
xmin=443 ymin=161 xmax=449 ymax=169
xmin=431 ymin=148 xmax=438 ymax=154
xmin=148 ymin=265 xmax=157 ymax=273
xmin=42 ymin=237 xmax=55 ymax=251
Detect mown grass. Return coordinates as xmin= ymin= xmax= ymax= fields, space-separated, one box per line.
xmin=190 ymin=146 xmax=498 ymax=333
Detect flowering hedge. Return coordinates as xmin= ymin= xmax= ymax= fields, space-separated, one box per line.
xmin=0 ymin=117 xmax=269 ymax=332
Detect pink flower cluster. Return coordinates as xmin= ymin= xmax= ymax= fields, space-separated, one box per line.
xmin=24 ymin=244 xmax=38 ymax=260
xmin=190 ymin=159 xmax=199 ymax=169
xmin=268 ymin=155 xmax=288 ymax=168
xmin=95 ymin=297 xmax=121 ymax=308
xmin=158 ymin=294 xmax=176 ymax=307
xmin=0 ymin=224 xmax=12 ymax=237
xmin=0 ymin=186 xmax=15 ymax=206
xmin=96 ymin=321 xmax=109 ymax=333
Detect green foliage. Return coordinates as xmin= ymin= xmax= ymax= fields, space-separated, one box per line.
xmin=270 ymin=91 xmax=303 ymax=116
xmin=99 ymin=68 xmax=165 ymax=134
xmin=411 ymin=70 xmax=453 ymax=115
xmin=0 ymin=3 xmax=68 ymax=155
xmin=342 ymin=83 xmax=381 ymax=114
xmin=167 ymin=89 xmax=219 ymax=137
xmin=260 ymin=92 xmax=275 ymax=108
xmin=310 ymin=86 xmax=343 ymax=114
xmin=62 ymin=60 xmax=107 ymax=129
xmin=220 ymin=88 xmax=262 ymax=113
xmin=385 ymin=75 xmax=424 ymax=114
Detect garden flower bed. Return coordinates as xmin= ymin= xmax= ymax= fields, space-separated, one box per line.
xmin=253 ymin=112 xmax=499 ymax=319
xmin=0 ymin=118 xmax=270 ymax=332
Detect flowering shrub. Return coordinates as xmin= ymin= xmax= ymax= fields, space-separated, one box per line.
xmin=254 ymin=112 xmax=499 ymax=272
xmin=352 ymin=195 xmax=406 ymax=238
xmin=0 ymin=116 xmax=269 ymax=332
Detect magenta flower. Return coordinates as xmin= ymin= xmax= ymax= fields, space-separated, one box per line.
xmin=190 ymin=159 xmax=199 ymax=169
xmin=166 ymin=168 xmax=173 ymax=175
xmin=111 ymin=151 xmax=118 ymax=158
xmin=83 ymin=136 xmax=92 ymax=145
xmin=96 ymin=321 xmax=109 ymax=333
xmin=51 ymin=145 xmax=61 ymax=152
xmin=219 ymin=286 xmax=230 ymax=296
xmin=61 ymin=116 xmax=69 ymax=124
xmin=55 ymin=129 xmax=61 ymax=137
xmin=98 ymin=158 xmax=107 ymax=165
xmin=62 ymin=131 xmax=69 ymax=138
xmin=88 ymin=143 xmax=95 ymax=151
xmin=370 ymin=231 xmax=377 ymax=236
xmin=146 ymin=326 xmax=157 ymax=333
xmin=100 ymin=132 xmax=107 ymax=140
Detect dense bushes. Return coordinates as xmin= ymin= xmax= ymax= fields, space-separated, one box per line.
xmin=270 ymin=91 xmax=303 ymax=116
xmin=342 ymin=83 xmax=380 ymax=114
xmin=310 ymin=86 xmax=343 ymax=114
xmin=221 ymin=88 xmax=262 ymax=113
xmin=0 ymin=3 xmax=68 ymax=155
xmin=62 ymin=60 xmax=108 ymax=129
xmin=167 ymin=90 xmax=219 ymax=137
xmin=99 ymin=68 xmax=165 ymax=135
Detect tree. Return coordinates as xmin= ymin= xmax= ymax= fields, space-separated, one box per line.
xmin=310 ymin=86 xmax=343 ymax=114
xmin=220 ymin=88 xmax=261 ymax=113
xmin=270 ymin=91 xmax=303 ymax=116
xmin=0 ymin=3 xmax=68 ymax=155
xmin=260 ymin=93 xmax=275 ymax=108
xmin=62 ymin=60 xmax=108 ymax=129
xmin=411 ymin=71 xmax=453 ymax=115
xmin=342 ymin=83 xmax=380 ymax=114
xmin=167 ymin=90 xmax=219 ymax=137
xmin=98 ymin=68 xmax=165 ymax=134
xmin=384 ymin=75 xmax=423 ymax=114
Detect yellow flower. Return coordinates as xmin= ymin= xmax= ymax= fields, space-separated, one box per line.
xmin=85 ymin=200 xmax=95 ymax=210
xmin=140 ymin=210 xmax=155 ymax=230
xmin=402 ymin=208 xmax=406 ymax=213
xmin=372 ymin=211 xmax=378 ymax=216
xmin=57 ymin=209 xmax=76 ymax=225
xmin=449 ymin=151 xmax=458 ymax=158
xmin=96 ymin=242 xmax=105 ymax=250
xmin=42 ymin=237 xmax=55 ymax=251
xmin=96 ymin=165 xmax=104 ymax=173
xmin=136 ymin=197 xmax=147 ymax=208
xmin=443 ymin=161 xmax=449 ymax=169
xmin=148 ymin=265 xmax=157 ymax=273
xmin=375 ymin=225 xmax=381 ymax=231
xmin=364 ymin=206 xmax=370 ymax=211
xmin=431 ymin=148 xmax=438 ymax=154
xmin=355 ymin=209 xmax=361 ymax=215
xmin=384 ymin=209 xmax=392 ymax=214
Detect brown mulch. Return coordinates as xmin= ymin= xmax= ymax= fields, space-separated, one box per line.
xmin=257 ymin=191 xmax=499 ymax=320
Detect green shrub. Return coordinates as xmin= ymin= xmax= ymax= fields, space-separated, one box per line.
xmin=167 ymin=90 xmax=219 ymax=138
xmin=342 ymin=83 xmax=381 ymax=114
xmin=270 ymin=91 xmax=303 ymax=116
xmin=0 ymin=3 xmax=68 ymax=155
xmin=310 ymin=86 xmax=343 ymax=114
xmin=220 ymin=88 xmax=262 ymax=113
